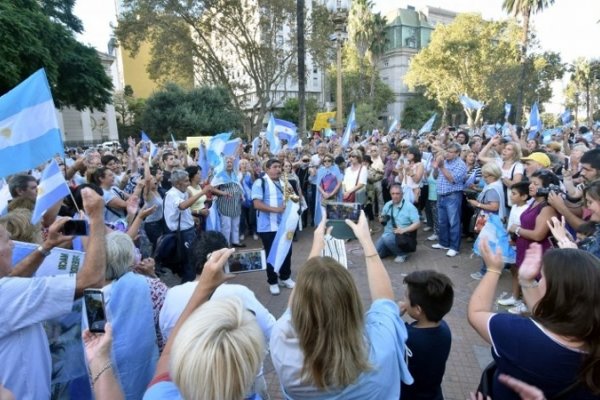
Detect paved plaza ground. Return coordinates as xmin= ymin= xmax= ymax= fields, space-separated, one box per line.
xmin=164 ymin=224 xmax=515 ymax=400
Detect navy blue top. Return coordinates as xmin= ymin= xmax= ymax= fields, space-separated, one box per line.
xmin=401 ymin=320 xmax=452 ymax=400
xmin=489 ymin=313 xmax=595 ymax=399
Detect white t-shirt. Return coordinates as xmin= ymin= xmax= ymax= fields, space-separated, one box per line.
xmin=343 ymin=165 xmax=368 ymax=192
xmin=159 ymin=282 xmax=275 ymax=342
xmin=496 ymin=159 xmax=525 ymax=207
xmin=507 ymin=200 xmax=533 ymax=229
xmin=163 ymin=187 xmax=195 ymax=231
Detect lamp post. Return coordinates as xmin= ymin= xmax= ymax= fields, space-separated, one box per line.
xmin=326 ymin=0 xmax=351 ymax=134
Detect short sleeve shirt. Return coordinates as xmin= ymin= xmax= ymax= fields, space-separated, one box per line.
xmin=381 ymin=200 xmax=420 ymax=235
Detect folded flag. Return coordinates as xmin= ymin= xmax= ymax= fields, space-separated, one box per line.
xmin=418 ymin=113 xmax=436 ymax=135
xmin=0 ymin=68 xmax=64 ymax=179
xmin=341 ymin=104 xmax=356 ymax=148
xmin=32 ymin=159 xmax=70 ymax=224
xmin=459 ymin=95 xmax=484 ymax=110
xmin=267 ymin=200 xmax=300 ymax=273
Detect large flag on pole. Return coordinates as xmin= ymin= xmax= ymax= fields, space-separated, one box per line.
xmin=31 ymin=159 xmax=70 ymax=224
xmin=526 ymin=102 xmax=543 ymax=133
xmin=170 ymin=134 xmax=178 ymax=149
xmin=207 ymin=132 xmax=232 ymax=173
xmin=0 ymin=69 xmax=64 ymax=179
xmin=341 ymin=104 xmax=356 ymax=148
xmin=560 ymin=109 xmax=571 ymax=125
xmin=267 ymin=200 xmax=300 ymax=273
xmin=273 ymin=118 xmax=298 ymax=145
xmin=265 ymin=114 xmax=281 ymax=154
xmin=418 ymin=113 xmax=437 ymax=135
xmin=197 ymin=142 xmax=209 ymax=181
xmin=388 ymin=118 xmax=398 ymax=133
xmin=459 ymin=95 xmax=484 ymax=110
xmin=504 ymin=103 xmax=511 ymax=120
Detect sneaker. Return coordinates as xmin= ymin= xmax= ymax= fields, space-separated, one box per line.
xmin=240 ymin=234 xmax=245 ymax=241
xmin=269 ymin=284 xmax=281 ymax=296
xmin=253 ymin=234 xmax=259 ymax=240
xmin=470 ymin=271 xmax=484 ymax=280
xmin=508 ymin=301 xmax=528 ymax=315
xmin=279 ymin=278 xmax=296 ymax=289
xmin=431 ymin=243 xmax=449 ymax=250
xmin=394 ymin=255 xmax=408 ymax=263
xmin=423 ymin=226 xmax=432 ymax=232
xmin=427 ymin=234 xmax=438 ymax=241
xmin=497 ymin=295 xmax=518 ymax=306
xmin=446 ymin=249 xmax=458 ymax=257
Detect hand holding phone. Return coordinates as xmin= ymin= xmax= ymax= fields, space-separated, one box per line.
xmin=225 ymin=249 xmax=267 ymax=274
xmin=62 ymin=220 xmax=89 ymax=236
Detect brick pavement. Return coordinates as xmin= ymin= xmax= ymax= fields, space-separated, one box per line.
xmin=162 ymin=224 xmax=514 ymax=400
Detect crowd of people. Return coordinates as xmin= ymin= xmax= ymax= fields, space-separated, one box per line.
xmin=0 ymin=123 xmax=600 ymax=399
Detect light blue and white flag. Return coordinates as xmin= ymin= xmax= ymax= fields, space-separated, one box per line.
xmin=170 ymin=134 xmax=178 ymax=149
xmin=388 ymin=118 xmax=399 ymax=133
xmin=502 ymin=122 xmax=512 ymax=138
xmin=197 ymin=142 xmax=209 ymax=181
xmin=341 ymin=104 xmax=356 ymax=148
xmin=560 ymin=109 xmax=571 ymax=125
xmin=459 ymin=95 xmax=484 ymax=110
xmin=267 ymin=200 xmax=300 ymax=273
xmin=0 ymin=69 xmax=64 ymax=179
xmin=265 ymin=114 xmax=281 ymax=154
xmin=541 ymin=129 xmax=554 ymax=145
xmin=205 ymin=202 xmax=221 ymax=231
xmin=504 ymin=103 xmax=511 ymax=120
xmin=141 ymin=131 xmax=158 ymax=157
xmin=274 ymin=118 xmax=298 ymax=145
xmin=31 ymin=159 xmax=70 ymax=224
xmin=485 ymin=124 xmax=498 ymax=138
xmin=0 ymin=180 xmax=11 ymax=216
xmin=251 ymin=136 xmax=261 ymax=156
xmin=582 ymin=131 xmax=593 ymax=143
xmin=418 ymin=113 xmax=437 ymax=135
xmin=222 ymin=138 xmax=241 ymax=157
xmin=207 ymin=132 xmax=232 ymax=173
xmin=526 ymin=102 xmax=543 ymax=133
xmin=324 ymin=128 xmax=334 ymax=138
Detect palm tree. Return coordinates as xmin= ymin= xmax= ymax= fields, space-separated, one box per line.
xmin=502 ymin=0 xmax=555 ymax=125
xmin=348 ymin=0 xmax=375 ymax=98
xmin=367 ymin=12 xmax=388 ymax=98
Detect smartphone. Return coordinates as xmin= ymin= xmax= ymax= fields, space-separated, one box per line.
xmin=225 ymin=249 xmax=267 ymax=274
xmin=83 ymin=289 xmax=107 ymax=333
xmin=63 ymin=220 xmax=89 ymax=236
xmin=325 ymin=202 xmax=363 ymax=240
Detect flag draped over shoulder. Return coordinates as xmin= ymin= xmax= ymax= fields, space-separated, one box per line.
xmin=267 ymin=200 xmax=300 ymax=273
xmin=341 ymin=104 xmax=356 ymax=148
xmin=418 ymin=113 xmax=437 ymax=135
xmin=31 ymin=159 xmax=70 ymax=224
xmin=0 ymin=69 xmax=64 ymax=179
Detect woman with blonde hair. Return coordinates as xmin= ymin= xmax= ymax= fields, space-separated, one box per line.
xmin=270 ymin=212 xmax=412 ymax=399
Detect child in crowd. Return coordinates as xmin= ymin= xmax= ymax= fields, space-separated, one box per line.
xmin=400 ymin=270 xmax=454 ymax=400
xmin=497 ymin=181 xmax=531 ymax=308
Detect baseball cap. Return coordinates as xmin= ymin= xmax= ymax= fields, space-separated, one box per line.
xmin=521 ymin=152 xmax=551 ymax=168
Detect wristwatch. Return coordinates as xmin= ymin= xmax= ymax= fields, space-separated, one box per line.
xmin=37 ymin=245 xmax=51 ymax=257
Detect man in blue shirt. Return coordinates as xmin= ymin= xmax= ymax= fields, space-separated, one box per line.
xmin=376 ymin=183 xmax=420 ymax=263
xmin=252 ymin=159 xmax=295 ymax=295
xmin=432 ymin=143 xmax=467 ymax=257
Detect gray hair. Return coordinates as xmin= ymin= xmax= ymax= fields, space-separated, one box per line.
xmin=105 ymin=231 xmax=135 ymax=280
xmin=446 ymin=142 xmax=462 ymax=154
xmin=8 ymin=174 xmax=36 ymax=197
xmin=170 ymin=169 xmax=189 ymax=185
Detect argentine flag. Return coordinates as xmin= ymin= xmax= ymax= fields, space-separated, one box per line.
xmin=459 ymin=95 xmax=484 ymax=110
xmin=274 ymin=118 xmax=298 ymax=145
xmin=419 ymin=113 xmax=437 ymax=135
xmin=265 ymin=115 xmax=281 ymax=154
xmin=222 ymin=138 xmax=242 ymax=157
xmin=526 ymin=102 xmax=543 ymax=134
xmin=197 ymin=143 xmax=210 ymax=181
xmin=560 ymin=109 xmax=571 ymax=125
xmin=504 ymin=103 xmax=511 ymax=120
xmin=388 ymin=118 xmax=398 ymax=133
xmin=0 ymin=69 xmax=64 ymax=179
xmin=267 ymin=200 xmax=300 ymax=273
xmin=341 ymin=104 xmax=356 ymax=148
xmin=208 ymin=132 xmax=232 ymax=173
xmin=32 ymin=159 xmax=70 ymax=224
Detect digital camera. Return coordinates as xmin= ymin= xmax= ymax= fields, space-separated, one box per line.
xmin=536 ymin=184 xmax=563 ymax=197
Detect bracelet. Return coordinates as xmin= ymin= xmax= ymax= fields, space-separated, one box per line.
xmin=487 ymin=269 xmax=502 ymax=276
xmin=519 ymin=279 xmax=539 ymax=289
xmin=365 ymin=253 xmax=379 ymax=258
xmin=91 ymin=361 xmax=112 ymax=386
xmin=37 ymin=245 xmax=51 ymax=257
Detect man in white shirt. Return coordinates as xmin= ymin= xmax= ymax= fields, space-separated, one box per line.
xmin=163 ymin=169 xmax=211 ymax=283
xmin=0 ymin=188 xmax=107 ymax=400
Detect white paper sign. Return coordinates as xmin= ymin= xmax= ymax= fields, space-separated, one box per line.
xmin=11 ymin=241 xmax=85 ymax=277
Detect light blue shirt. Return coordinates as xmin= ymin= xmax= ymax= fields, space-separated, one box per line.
xmin=270 ymin=299 xmax=413 ymax=400
xmin=381 ymin=200 xmax=420 ymax=235
xmin=251 ymin=176 xmax=284 ymax=233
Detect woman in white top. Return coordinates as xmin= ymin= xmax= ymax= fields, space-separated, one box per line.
xmin=343 ymin=150 xmax=368 ymax=203
xmin=398 ymin=146 xmax=424 ymax=204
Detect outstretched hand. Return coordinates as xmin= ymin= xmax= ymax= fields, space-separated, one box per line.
xmin=198 ymin=248 xmax=235 ymax=292
xmin=478 ymin=237 xmax=503 ymax=274
xmin=309 ymin=209 xmax=332 ymax=258
xmin=345 ymin=211 xmax=371 ymax=244
xmin=519 ymin=243 xmax=543 ymax=281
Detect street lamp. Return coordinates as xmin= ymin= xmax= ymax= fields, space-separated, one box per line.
xmin=326 ymin=0 xmax=351 ymax=134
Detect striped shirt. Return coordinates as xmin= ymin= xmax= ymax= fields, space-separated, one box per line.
xmin=216 ymin=182 xmax=243 ymax=218
xmin=436 ymin=157 xmax=467 ymax=195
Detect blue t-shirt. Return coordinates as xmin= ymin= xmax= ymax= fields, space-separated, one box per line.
xmin=381 ymin=200 xmax=420 ymax=236
xmin=144 ymin=380 xmax=260 ymax=400
xmin=401 ymin=320 xmax=451 ymax=400
xmin=489 ymin=313 xmax=595 ymax=399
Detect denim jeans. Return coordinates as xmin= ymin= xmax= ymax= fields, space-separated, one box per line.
xmin=376 ymin=233 xmax=405 ymax=258
xmin=437 ymin=191 xmax=463 ymax=251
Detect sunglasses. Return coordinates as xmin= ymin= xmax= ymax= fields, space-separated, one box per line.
xmin=302 ymin=159 xmax=310 ymax=162
xmin=323 ymin=159 xmax=333 ymax=163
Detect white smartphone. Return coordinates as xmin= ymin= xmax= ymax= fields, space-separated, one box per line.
xmin=225 ymin=249 xmax=267 ymax=274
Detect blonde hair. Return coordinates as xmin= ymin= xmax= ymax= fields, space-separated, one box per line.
xmin=291 ymin=257 xmax=370 ymax=389
xmin=481 ymin=163 xmax=502 ymax=180
xmin=171 ymin=297 xmax=265 ymax=400
xmin=105 ymin=231 xmax=135 ymax=280
xmin=505 ymin=141 xmax=523 ymax=162
xmin=0 ymin=209 xmax=42 ymax=244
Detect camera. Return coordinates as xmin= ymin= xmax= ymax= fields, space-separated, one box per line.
xmin=536 ymin=184 xmax=564 ymax=197
xmin=381 ymin=215 xmax=391 ymax=226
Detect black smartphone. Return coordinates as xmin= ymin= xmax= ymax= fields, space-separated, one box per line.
xmin=63 ymin=220 xmax=89 ymax=236
xmin=84 ymin=289 xmax=107 ymax=333
xmin=225 ymin=249 xmax=267 ymax=274
xmin=325 ymin=202 xmax=363 ymax=240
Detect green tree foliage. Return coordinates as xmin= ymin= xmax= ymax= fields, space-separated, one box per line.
xmin=275 ymin=97 xmax=320 ymax=129
xmin=401 ymin=93 xmax=442 ymax=130
xmin=141 ymin=84 xmax=243 ymax=139
xmin=568 ymin=58 xmax=600 ymax=126
xmin=114 ymin=85 xmax=146 ymax=140
xmin=355 ymin=103 xmax=380 ymax=132
xmin=404 ymin=13 xmax=563 ymax=127
xmin=0 ymin=0 xmax=113 ymax=110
